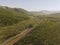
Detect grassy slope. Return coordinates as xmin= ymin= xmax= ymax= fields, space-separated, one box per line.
xmin=0 ymin=6 xmax=41 ymax=43
xmin=15 ymin=17 xmax=60 ymax=45
xmin=0 ymin=7 xmax=29 ymax=27
xmin=0 ymin=6 xmax=30 ymax=43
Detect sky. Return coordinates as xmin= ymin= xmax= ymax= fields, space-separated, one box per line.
xmin=0 ymin=0 xmax=60 ymax=11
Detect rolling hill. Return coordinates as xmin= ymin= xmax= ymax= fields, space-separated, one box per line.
xmin=0 ymin=6 xmax=30 ymax=27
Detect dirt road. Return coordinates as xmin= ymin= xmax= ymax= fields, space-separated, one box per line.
xmin=1 ymin=20 xmax=43 ymax=45
xmin=1 ymin=25 xmax=37 ymax=45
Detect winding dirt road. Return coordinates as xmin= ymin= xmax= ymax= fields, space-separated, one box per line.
xmin=1 ymin=20 xmax=43 ymax=45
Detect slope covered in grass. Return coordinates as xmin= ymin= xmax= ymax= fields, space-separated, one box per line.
xmin=0 ymin=6 xmax=41 ymax=44
xmin=15 ymin=18 xmax=60 ymax=45
xmin=0 ymin=17 xmax=41 ymax=43
xmin=0 ymin=6 xmax=32 ymax=43
xmin=0 ymin=6 xmax=29 ymax=27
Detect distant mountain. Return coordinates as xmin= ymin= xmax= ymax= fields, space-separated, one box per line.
xmin=30 ymin=10 xmax=60 ymax=15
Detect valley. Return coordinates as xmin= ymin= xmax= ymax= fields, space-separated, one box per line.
xmin=0 ymin=6 xmax=60 ymax=45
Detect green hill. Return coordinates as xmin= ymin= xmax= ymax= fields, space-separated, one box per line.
xmin=0 ymin=6 xmax=40 ymax=43
xmin=0 ymin=6 xmax=29 ymax=27
xmin=0 ymin=6 xmax=30 ymax=43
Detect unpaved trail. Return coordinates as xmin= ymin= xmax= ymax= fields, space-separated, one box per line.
xmin=1 ymin=20 xmax=43 ymax=45
xmin=1 ymin=25 xmax=37 ymax=45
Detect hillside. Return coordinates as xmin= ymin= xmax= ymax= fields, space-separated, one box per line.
xmin=0 ymin=6 xmax=41 ymax=44
xmin=0 ymin=6 xmax=31 ymax=43
xmin=14 ymin=17 xmax=60 ymax=45
xmin=0 ymin=6 xmax=29 ymax=27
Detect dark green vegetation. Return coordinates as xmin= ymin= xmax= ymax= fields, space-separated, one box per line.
xmin=14 ymin=17 xmax=60 ymax=45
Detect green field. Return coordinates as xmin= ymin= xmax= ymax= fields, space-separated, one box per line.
xmin=14 ymin=17 xmax=60 ymax=45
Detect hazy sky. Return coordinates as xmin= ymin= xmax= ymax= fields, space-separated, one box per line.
xmin=0 ymin=0 xmax=60 ymax=11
